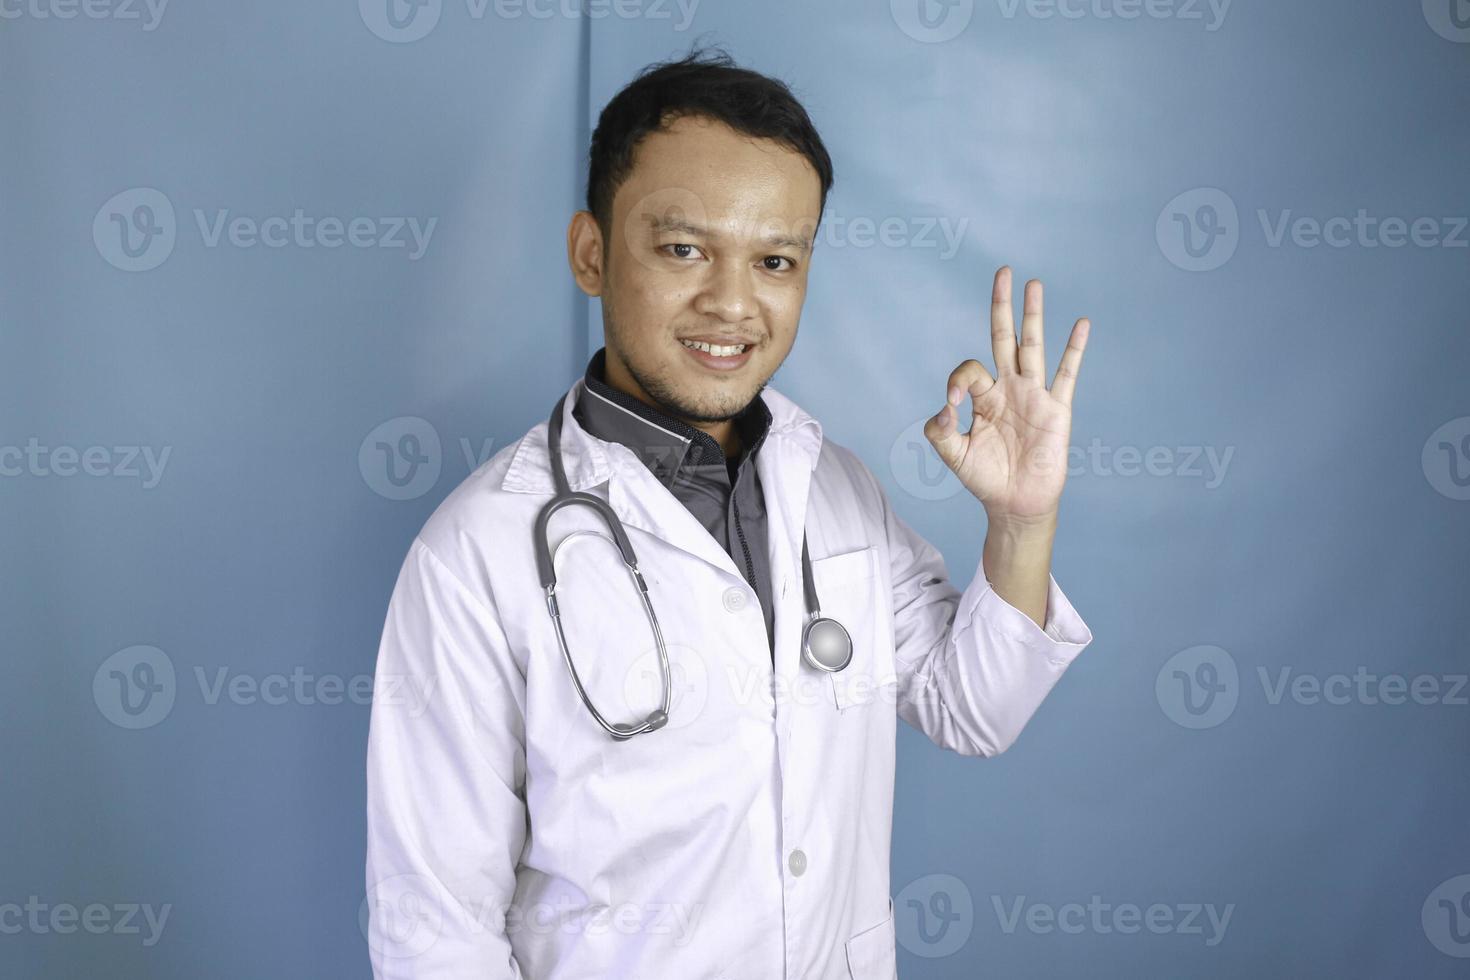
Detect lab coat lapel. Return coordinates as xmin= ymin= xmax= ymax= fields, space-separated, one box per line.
xmin=752 ymin=395 xmax=823 ymax=740
xmin=608 ymin=384 xmax=825 ymax=603
xmin=606 ymin=452 xmax=746 ymax=583
xmin=508 ymin=377 xmax=745 ymax=582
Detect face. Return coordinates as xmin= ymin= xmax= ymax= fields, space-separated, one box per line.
xmin=568 ymin=113 xmax=823 ymax=426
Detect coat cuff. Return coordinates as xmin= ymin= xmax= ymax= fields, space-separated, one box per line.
xmin=959 ymin=565 xmax=1094 ymax=667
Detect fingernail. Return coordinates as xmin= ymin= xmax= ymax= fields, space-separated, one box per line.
xmin=947 ymin=386 xmax=962 ymax=406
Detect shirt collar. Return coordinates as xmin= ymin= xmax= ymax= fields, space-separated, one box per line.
xmin=500 ymin=376 xmax=821 ymax=496
xmin=573 ymin=346 xmax=773 ymax=486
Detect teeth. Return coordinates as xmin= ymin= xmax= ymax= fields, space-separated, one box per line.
xmin=681 ymin=339 xmax=747 ymax=357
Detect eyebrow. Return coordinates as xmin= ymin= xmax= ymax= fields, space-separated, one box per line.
xmin=645 ymin=214 xmax=813 ymax=253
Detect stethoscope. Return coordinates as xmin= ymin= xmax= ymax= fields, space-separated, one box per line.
xmin=534 ymin=389 xmax=853 ymax=740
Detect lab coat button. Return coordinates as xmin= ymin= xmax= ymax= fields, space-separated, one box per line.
xmin=722 ymin=587 xmax=748 ymax=613
xmin=788 ymin=848 xmax=807 ymax=876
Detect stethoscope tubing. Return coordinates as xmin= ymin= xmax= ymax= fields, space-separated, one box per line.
xmin=536 ymin=388 xmax=850 ymax=740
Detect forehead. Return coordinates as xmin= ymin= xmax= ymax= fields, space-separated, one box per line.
xmin=612 ymin=114 xmax=822 ymax=241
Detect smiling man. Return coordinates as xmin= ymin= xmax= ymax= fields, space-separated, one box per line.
xmin=366 ymin=48 xmax=1094 ymax=980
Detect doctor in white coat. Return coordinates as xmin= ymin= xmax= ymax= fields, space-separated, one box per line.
xmin=365 ymin=51 xmax=1094 ymax=980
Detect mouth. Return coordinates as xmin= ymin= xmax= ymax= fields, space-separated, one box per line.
xmin=679 ymin=337 xmax=755 ymax=372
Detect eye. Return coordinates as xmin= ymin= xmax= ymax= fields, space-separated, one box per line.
xmin=762 ymin=255 xmax=796 ymax=272
xmin=660 ymin=243 xmax=705 ymax=261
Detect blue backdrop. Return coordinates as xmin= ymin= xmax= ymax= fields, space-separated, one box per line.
xmin=4 ymin=0 xmax=1468 ymax=976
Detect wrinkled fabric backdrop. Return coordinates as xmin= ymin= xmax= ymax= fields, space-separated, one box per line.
xmin=3 ymin=0 xmax=1468 ymax=976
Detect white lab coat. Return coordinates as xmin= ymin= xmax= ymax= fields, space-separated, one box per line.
xmin=365 ymin=376 xmax=1093 ymax=979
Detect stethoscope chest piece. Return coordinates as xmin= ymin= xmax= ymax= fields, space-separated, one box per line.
xmin=801 ymin=615 xmax=853 ymax=673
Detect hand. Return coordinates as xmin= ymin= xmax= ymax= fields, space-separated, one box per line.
xmin=924 ymin=267 xmax=1091 ymax=527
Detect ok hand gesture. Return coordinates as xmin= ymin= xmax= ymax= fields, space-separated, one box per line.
xmin=924 ymin=267 xmax=1091 ymax=526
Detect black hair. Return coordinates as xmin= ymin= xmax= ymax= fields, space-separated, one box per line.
xmin=585 ymin=45 xmax=834 ymax=241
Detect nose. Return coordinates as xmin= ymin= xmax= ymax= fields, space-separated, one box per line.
xmin=693 ymin=258 xmax=756 ymax=323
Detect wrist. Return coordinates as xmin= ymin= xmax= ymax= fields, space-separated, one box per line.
xmin=982 ymin=511 xmax=1055 ymax=578
xmin=984 ymin=507 xmax=1059 ymax=539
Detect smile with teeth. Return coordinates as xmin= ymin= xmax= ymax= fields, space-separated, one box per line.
xmin=681 ymin=339 xmax=749 ymax=357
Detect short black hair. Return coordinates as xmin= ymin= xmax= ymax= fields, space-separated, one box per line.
xmin=585 ymin=45 xmax=834 ymax=241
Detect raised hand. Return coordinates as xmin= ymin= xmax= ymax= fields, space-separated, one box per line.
xmin=923 ymin=266 xmax=1090 ymax=526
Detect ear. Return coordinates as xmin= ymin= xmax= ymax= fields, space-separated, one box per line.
xmin=567 ymin=211 xmax=605 ymax=297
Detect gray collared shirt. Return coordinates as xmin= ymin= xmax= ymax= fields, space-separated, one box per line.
xmin=572 ymin=347 xmax=776 ymax=659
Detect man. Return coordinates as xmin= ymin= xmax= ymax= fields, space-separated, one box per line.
xmin=366 ymin=48 xmax=1094 ymax=979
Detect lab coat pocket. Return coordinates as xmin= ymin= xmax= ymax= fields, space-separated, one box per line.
xmin=808 ymin=545 xmax=883 ymax=712
xmin=844 ymin=897 xmax=897 ymax=979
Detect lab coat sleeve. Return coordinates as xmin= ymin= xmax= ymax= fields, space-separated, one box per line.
xmin=880 ymin=484 xmax=1093 ymax=757
xmin=365 ymin=536 xmax=528 ymax=979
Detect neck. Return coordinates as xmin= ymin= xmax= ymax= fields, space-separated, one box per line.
xmin=604 ymin=348 xmax=741 ymax=457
